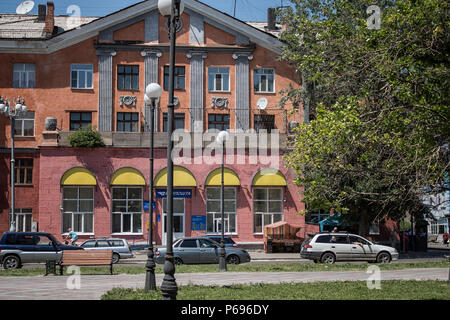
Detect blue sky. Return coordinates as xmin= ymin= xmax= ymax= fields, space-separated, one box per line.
xmin=1 ymin=0 xmax=288 ymax=22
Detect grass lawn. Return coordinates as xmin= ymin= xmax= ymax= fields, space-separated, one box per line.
xmin=0 ymin=260 xmax=448 ymax=277
xmin=101 ymin=280 xmax=450 ymax=300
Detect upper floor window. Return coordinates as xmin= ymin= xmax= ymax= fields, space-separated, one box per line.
xmin=14 ymin=111 xmax=35 ymax=137
xmin=15 ymin=159 xmax=33 ymax=185
xmin=164 ymin=66 xmax=185 ymax=90
xmin=208 ymin=114 xmax=229 ymax=131
xmin=71 ymin=64 xmax=93 ymax=89
xmin=70 ymin=112 xmax=92 ymax=131
xmin=208 ymin=67 xmax=230 ymax=92
xmin=117 ymin=112 xmax=138 ymax=132
xmin=117 ymin=65 xmax=139 ymax=91
xmin=13 ymin=63 xmax=35 ymax=88
xmin=163 ymin=113 xmax=185 ymax=132
xmin=254 ymin=115 xmax=276 ymax=133
xmin=254 ymin=68 xmax=274 ymax=93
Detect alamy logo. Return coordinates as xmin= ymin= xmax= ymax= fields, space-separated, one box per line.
xmin=367 ymin=5 xmax=381 ymax=30
xmin=366 ymin=265 xmax=381 ymax=289
xmin=66 ymin=266 xmax=81 ymax=290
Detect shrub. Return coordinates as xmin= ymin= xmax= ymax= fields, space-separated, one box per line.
xmin=68 ymin=125 xmax=104 ymax=148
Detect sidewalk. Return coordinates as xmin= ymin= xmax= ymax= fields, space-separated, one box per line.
xmin=0 ymin=268 xmax=448 ymax=300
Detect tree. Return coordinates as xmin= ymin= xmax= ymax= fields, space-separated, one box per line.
xmin=279 ymin=0 xmax=449 ymax=236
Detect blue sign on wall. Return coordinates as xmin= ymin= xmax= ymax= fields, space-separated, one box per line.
xmin=143 ymin=201 xmax=156 ymax=210
xmin=191 ymin=215 xmax=206 ymax=231
xmin=156 ymin=189 xmax=192 ymax=198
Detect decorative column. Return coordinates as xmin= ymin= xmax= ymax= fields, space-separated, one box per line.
xmin=232 ymin=52 xmax=253 ymax=132
xmin=187 ymin=51 xmax=207 ymax=132
xmin=141 ymin=50 xmax=162 ymax=132
xmin=96 ymin=49 xmax=116 ymax=132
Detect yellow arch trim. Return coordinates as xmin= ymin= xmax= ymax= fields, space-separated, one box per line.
xmin=252 ymin=168 xmax=287 ymax=186
xmin=111 ymin=167 xmax=146 ymax=186
xmin=61 ymin=167 xmax=97 ymax=186
xmin=205 ymin=168 xmax=240 ymax=186
xmin=154 ymin=166 xmax=197 ymax=187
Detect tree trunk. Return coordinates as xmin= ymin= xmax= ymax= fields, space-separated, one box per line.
xmin=358 ymin=208 xmax=369 ymax=237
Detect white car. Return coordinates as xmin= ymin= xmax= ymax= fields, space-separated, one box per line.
xmin=300 ymin=232 xmax=399 ymax=264
xmin=79 ymin=238 xmax=134 ymax=264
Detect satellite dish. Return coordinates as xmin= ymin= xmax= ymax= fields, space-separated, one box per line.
xmin=16 ymin=1 xmax=35 ymax=14
xmin=257 ymin=97 xmax=268 ymax=110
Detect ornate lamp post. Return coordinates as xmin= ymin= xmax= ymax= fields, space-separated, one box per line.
xmin=158 ymin=0 xmax=184 ymax=300
xmin=0 ymin=96 xmax=27 ymax=232
xmin=216 ymin=130 xmax=229 ymax=271
xmin=144 ymin=83 xmax=162 ymax=292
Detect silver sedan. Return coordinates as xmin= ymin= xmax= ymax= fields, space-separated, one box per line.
xmin=155 ymin=237 xmax=251 ymax=265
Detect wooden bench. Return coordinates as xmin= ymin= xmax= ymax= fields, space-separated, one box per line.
xmin=59 ymin=250 xmax=114 ymax=275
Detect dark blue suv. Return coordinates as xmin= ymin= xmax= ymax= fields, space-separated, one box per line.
xmin=0 ymin=232 xmax=83 ymax=269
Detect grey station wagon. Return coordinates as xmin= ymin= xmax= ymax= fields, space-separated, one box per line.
xmin=79 ymin=238 xmax=134 ymax=263
xmin=155 ymin=237 xmax=251 ymax=265
xmin=300 ymin=232 xmax=399 ymax=264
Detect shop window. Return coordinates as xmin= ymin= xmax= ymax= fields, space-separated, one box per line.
xmin=206 ymin=187 xmax=236 ymax=234
xmin=62 ymin=186 xmax=94 ymax=234
xmin=253 ymin=188 xmax=283 ymax=234
xmin=112 ymin=187 xmax=142 ymax=234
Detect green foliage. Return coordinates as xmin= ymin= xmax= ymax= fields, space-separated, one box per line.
xmin=278 ymin=0 xmax=449 ymax=233
xmin=68 ymin=125 xmax=104 ymax=148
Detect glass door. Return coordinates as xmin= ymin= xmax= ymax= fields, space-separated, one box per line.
xmin=162 ymin=198 xmax=185 ymax=245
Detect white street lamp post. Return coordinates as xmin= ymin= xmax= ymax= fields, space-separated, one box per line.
xmin=0 ymin=96 xmax=27 ymax=232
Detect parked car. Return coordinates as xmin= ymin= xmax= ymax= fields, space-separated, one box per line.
xmin=200 ymin=235 xmax=239 ymax=248
xmin=155 ymin=237 xmax=251 ymax=265
xmin=300 ymin=232 xmax=399 ymax=264
xmin=79 ymin=238 xmax=134 ymax=263
xmin=0 ymin=232 xmax=83 ymax=269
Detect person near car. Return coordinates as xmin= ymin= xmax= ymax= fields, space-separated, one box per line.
xmin=65 ymin=228 xmax=78 ymax=245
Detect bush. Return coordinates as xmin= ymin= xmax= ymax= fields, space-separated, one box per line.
xmin=68 ymin=125 xmax=104 ymax=148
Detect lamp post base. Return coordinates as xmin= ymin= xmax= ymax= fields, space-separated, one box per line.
xmin=160 ymin=255 xmax=178 ymax=300
xmin=144 ymin=248 xmax=157 ymax=292
xmin=219 ymin=247 xmax=227 ymax=271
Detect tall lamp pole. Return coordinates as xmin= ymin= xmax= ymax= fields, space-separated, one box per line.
xmin=144 ymin=83 xmax=162 ymax=292
xmin=216 ymin=130 xmax=229 ymax=271
xmin=0 ymin=96 xmax=27 ymax=232
xmin=158 ymin=0 xmax=184 ymax=300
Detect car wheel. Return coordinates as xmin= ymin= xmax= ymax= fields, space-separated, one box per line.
xmin=112 ymin=253 xmax=120 ymax=264
xmin=226 ymin=255 xmax=240 ymax=265
xmin=174 ymin=257 xmax=183 ymax=265
xmin=320 ymin=252 xmax=336 ymax=264
xmin=3 ymin=255 xmax=20 ymax=270
xmin=376 ymin=252 xmax=391 ymax=264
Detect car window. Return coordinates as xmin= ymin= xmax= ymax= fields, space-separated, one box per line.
xmin=180 ymin=239 xmax=198 ymax=248
xmin=34 ymin=235 xmax=54 ymax=246
xmin=97 ymin=240 xmax=110 ymax=248
xmin=15 ymin=235 xmax=35 ymax=245
xmin=109 ymin=240 xmax=124 ymax=247
xmin=315 ymin=235 xmax=331 ymax=243
xmin=225 ymin=238 xmax=235 ymax=244
xmin=199 ymin=239 xmax=216 ymax=248
xmin=349 ymin=236 xmax=369 ymax=245
xmin=173 ymin=239 xmax=182 ymax=247
xmin=4 ymin=234 xmax=16 ymax=245
xmin=81 ymin=240 xmax=96 ymax=248
xmin=331 ymin=235 xmax=349 ymax=244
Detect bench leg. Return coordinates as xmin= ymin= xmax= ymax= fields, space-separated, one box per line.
xmin=110 ymin=264 xmax=113 ymax=275
xmin=59 ymin=264 xmax=63 ymax=276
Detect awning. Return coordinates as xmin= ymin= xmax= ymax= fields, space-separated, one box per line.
xmin=252 ymin=168 xmax=287 ymax=186
xmin=111 ymin=167 xmax=146 ymax=186
xmin=154 ymin=166 xmax=197 ymax=187
xmin=61 ymin=167 xmax=97 ymax=186
xmin=205 ymin=168 xmax=240 ymax=186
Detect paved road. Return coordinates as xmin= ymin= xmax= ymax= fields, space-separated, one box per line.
xmin=0 ymin=268 xmax=448 ymax=300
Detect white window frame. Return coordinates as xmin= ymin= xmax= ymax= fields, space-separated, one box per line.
xmin=14 ymin=111 xmax=35 ymax=137
xmin=253 ymin=68 xmax=275 ymax=93
xmin=10 ymin=208 xmax=32 ymax=232
xmin=206 ymin=187 xmax=237 ymax=235
xmin=253 ymin=187 xmax=283 ymax=234
xmin=208 ymin=67 xmax=230 ymax=92
xmin=13 ymin=63 xmax=35 ymax=88
xmin=71 ymin=64 xmax=94 ymax=89
xmin=62 ymin=186 xmax=94 ymax=235
xmin=111 ymin=186 xmax=143 ymax=235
